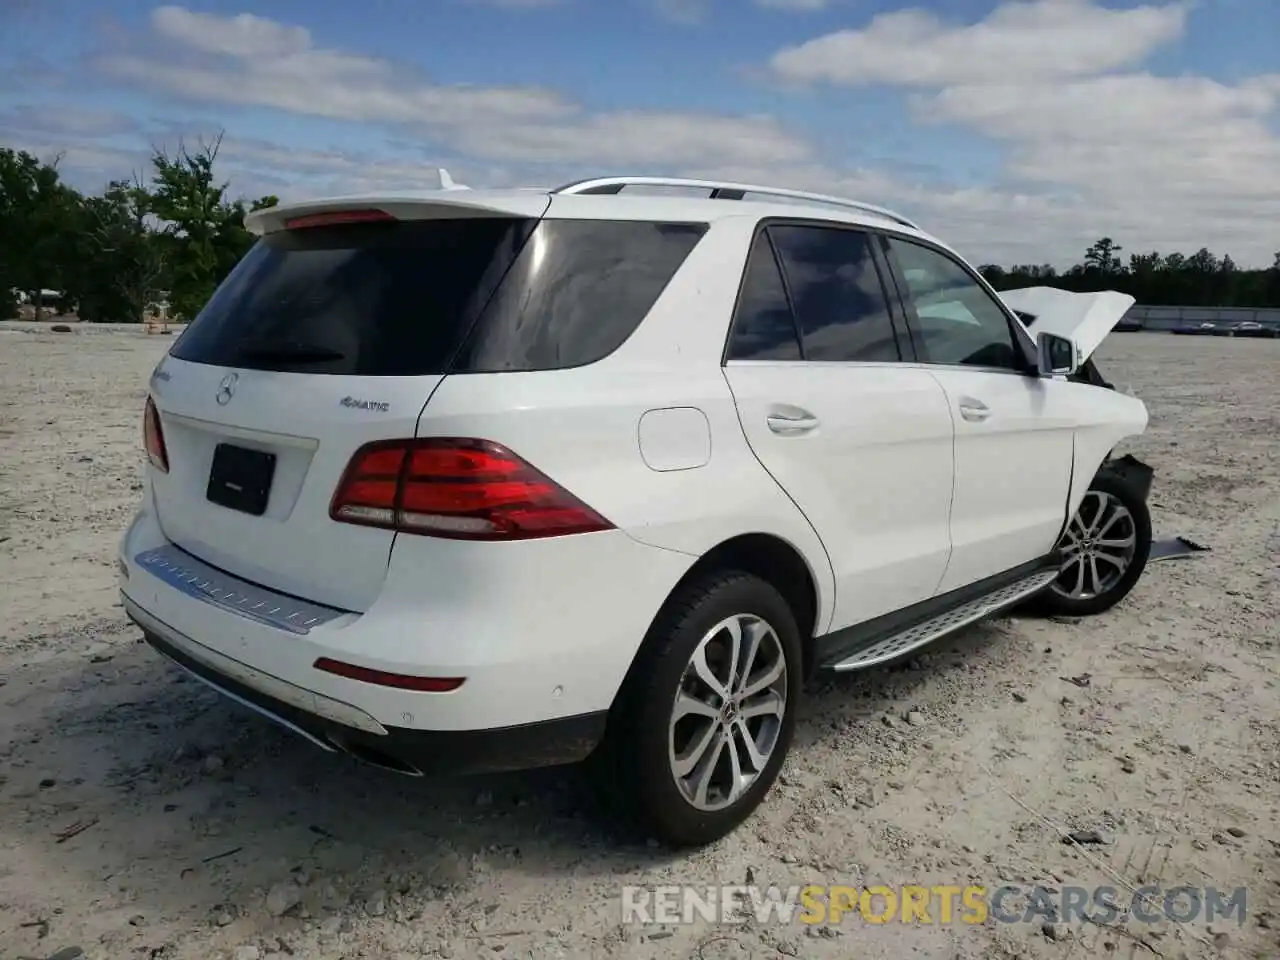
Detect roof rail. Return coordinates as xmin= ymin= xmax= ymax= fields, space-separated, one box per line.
xmin=551 ymin=176 xmax=919 ymax=230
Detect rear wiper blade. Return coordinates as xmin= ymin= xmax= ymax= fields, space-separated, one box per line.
xmin=235 ymin=339 xmax=346 ymax=362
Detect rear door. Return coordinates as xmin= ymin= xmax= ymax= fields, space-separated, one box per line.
xmin=146 ymin=206 xmax=543 ymax=612
xmin=879 ymin=234 xmax=1076 ymax=592
xmin=722 ymin=223 xmax=956 ymax=632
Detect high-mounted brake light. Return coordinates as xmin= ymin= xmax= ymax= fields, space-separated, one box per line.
xmin=284 ymin=209 xmax=396 ymax=230
xmin=329 ymin=438 xmax=614 ymax=540
xmin=143 ymin=395 xmax=168 ymax=473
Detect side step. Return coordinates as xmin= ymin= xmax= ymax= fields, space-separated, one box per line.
xmin=826 ymin=566 xmax=1059 ymax=673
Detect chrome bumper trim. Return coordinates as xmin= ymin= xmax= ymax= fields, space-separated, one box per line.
xmin=132 ymin=544 xmax=347 ymax=635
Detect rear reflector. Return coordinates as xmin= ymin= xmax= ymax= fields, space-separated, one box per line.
xmin=313 ymin=657 xmax=464 ymax=692
xmin=143 ymin=395 xmax=168 ymax=472
xmin=284 ymin=209 xmax=396 ymax=230
xmin=329 ymin=437 xmax=614 ymax=540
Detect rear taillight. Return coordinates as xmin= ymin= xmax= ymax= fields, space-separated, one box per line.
xmin=143 ymin=396 xmax=168 ymax=473
xmin=329 ymin=438 xmax=613 ymax=541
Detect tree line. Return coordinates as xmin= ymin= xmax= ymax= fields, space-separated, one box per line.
xmin=1 ymin=134 xmax=278 ymax=324
xmin=980 ymin=236 xmax=1280 ymax=308
xmin=3 ymin=137 xmax=1279 ymax=322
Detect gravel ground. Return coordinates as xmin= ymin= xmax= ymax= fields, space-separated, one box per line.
xmin=1 ymin=324 xmax=1277 ymax=960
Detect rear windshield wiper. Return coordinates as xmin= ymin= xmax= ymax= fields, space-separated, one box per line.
xmin=235 ymin=338 xmax=346 ymax=363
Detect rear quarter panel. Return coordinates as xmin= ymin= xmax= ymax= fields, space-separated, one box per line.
xmin=414 ymin=213 xmax=837 ymax=634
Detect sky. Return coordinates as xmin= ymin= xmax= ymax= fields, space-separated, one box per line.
xmin=1 ymin=0 xmax=1278 ymax=267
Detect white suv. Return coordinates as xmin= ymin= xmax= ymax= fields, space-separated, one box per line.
xmin=119 ymin=176 xmax=1154 ymax=846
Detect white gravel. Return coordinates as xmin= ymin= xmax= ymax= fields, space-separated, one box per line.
xmin=1 ymin=325 xmax=1277 ymax=959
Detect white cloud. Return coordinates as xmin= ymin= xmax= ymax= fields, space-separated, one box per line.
xmin=5 ymin=1 xmax=1271 ymax=267
xmin=760 ymin=0 xmax=1280 ymax=265
xmin=924 ymin=73 xmax=1280 ymax=194
xmin=0 ymin=104 xmax=138 ymax=139
xmin=150 ymin=6 xmax=312 ymax=59
xmin=95 ymin=5 xmax=808 ymax=169
xmin=768 ymin=0 xmax=1188 ymax=86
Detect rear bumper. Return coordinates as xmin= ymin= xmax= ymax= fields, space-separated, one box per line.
xmin=117 ymin=495 xmax=694 ymax=766
xmin=124 ymin=593 xmax=608 ymax=775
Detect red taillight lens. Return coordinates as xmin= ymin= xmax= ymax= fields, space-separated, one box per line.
xmin=284 ymin=209 xmax=395 ymax=230
xmin=143 ymin=396 xmax=168 ymax=473
xmin=313 ymin=657 xmax=464 ymax=692
xmin=329 ymin=438 xmax=613 ymax=541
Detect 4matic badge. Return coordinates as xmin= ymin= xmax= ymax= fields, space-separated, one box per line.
xmin=340 ymin=396 xmax=390 ymax=413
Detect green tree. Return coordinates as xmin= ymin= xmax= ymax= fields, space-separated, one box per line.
xmin=148 ymin=135 xmax=229 ymax=321
xmin=76 ymin=175 xmax=170 ymax=323
xmin=146 ymin=132 xmax=279 ymax=321
xmin=1083 ymin=237 xmax=1124 ymax=274
xmin=0 ymin=148 xmax=84 ymax=319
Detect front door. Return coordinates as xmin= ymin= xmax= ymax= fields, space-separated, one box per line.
xmin=880 ymin=234 xmax=1075 ymax=592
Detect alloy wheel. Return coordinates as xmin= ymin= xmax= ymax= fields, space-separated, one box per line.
xmin=667 ymin=613 xmax=788 ymax=812
xmin=1052 ymin=490 xmax=1137 ymax=600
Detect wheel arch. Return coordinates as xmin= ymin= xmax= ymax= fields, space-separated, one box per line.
xmin=615 ymin=532 xmax=825 ymax=704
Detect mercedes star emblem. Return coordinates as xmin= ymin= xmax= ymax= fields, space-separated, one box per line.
xmin=215 ymin=372 xmax=239 ymax=405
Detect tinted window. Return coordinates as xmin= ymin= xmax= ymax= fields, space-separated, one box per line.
xmin=885 ymin=237 xmax=1021 ymax=369
xmin=727 ymin=233 xmax=801 ymax=361
xmin=768 ymin=225 xmax=901 ymax=363
xmin=171 ymin=218 xmax=535 ymax=375
xmin=453 ymin=220 xmax=706 ymax=372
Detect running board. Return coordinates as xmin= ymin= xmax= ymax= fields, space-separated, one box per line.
xmin=826 ymin=567 xmax=1059 ymax=672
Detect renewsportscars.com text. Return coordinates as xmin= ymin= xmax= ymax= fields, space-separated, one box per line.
xmin=621 ymin=884 xmax=1248 ymax=926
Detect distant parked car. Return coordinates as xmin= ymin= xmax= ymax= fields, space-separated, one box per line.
xmin=1173 ymin=321 xmax=1217 ymax=335
xmin=1114 ymin=318 xmax=1143 ymax=332
xmin=1230 ymin=321 xmax=1277 ymax=339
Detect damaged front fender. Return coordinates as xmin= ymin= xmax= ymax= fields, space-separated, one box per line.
xmin=1098 ymin=453 xmax=1154 ymax=503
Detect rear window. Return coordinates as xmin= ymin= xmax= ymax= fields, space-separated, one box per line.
xmin=171 ymin=216 xmax=706 ymax=376
xmin=171 ymin=218 xmax=535 ymax=376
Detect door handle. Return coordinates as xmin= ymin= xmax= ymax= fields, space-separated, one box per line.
xmin=958 ymin=398 xmax=991 ymax=422
xmin=767 ymin=413 xmax=820 ymax=435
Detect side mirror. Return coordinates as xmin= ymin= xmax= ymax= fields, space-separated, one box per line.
xmin=1037 ymin=331 xmax=1079 ymax=376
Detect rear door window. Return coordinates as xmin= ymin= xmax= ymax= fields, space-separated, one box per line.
xmin=170 ymin=218 xmax=536 ymax=376
xmin=726 ymin=233 xmax=802 ymax=361
xmin=767 ymin=225 xmax=903 ymax=363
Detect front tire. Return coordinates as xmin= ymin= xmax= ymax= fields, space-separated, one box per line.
xmin=1039 ymin=470 xmax=1152 ymax=617
xmin=597 ymin=571 xmax=803 ymax=847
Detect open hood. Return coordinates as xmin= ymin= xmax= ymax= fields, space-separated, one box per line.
xmin=1000 ymin=287 xmax=1136 ymax=361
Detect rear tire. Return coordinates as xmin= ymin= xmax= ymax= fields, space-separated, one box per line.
xmin=1038 ymin=470 xmax=1151 ymax=617
xmin=595 ymin=571 xmax=803 ymax=847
